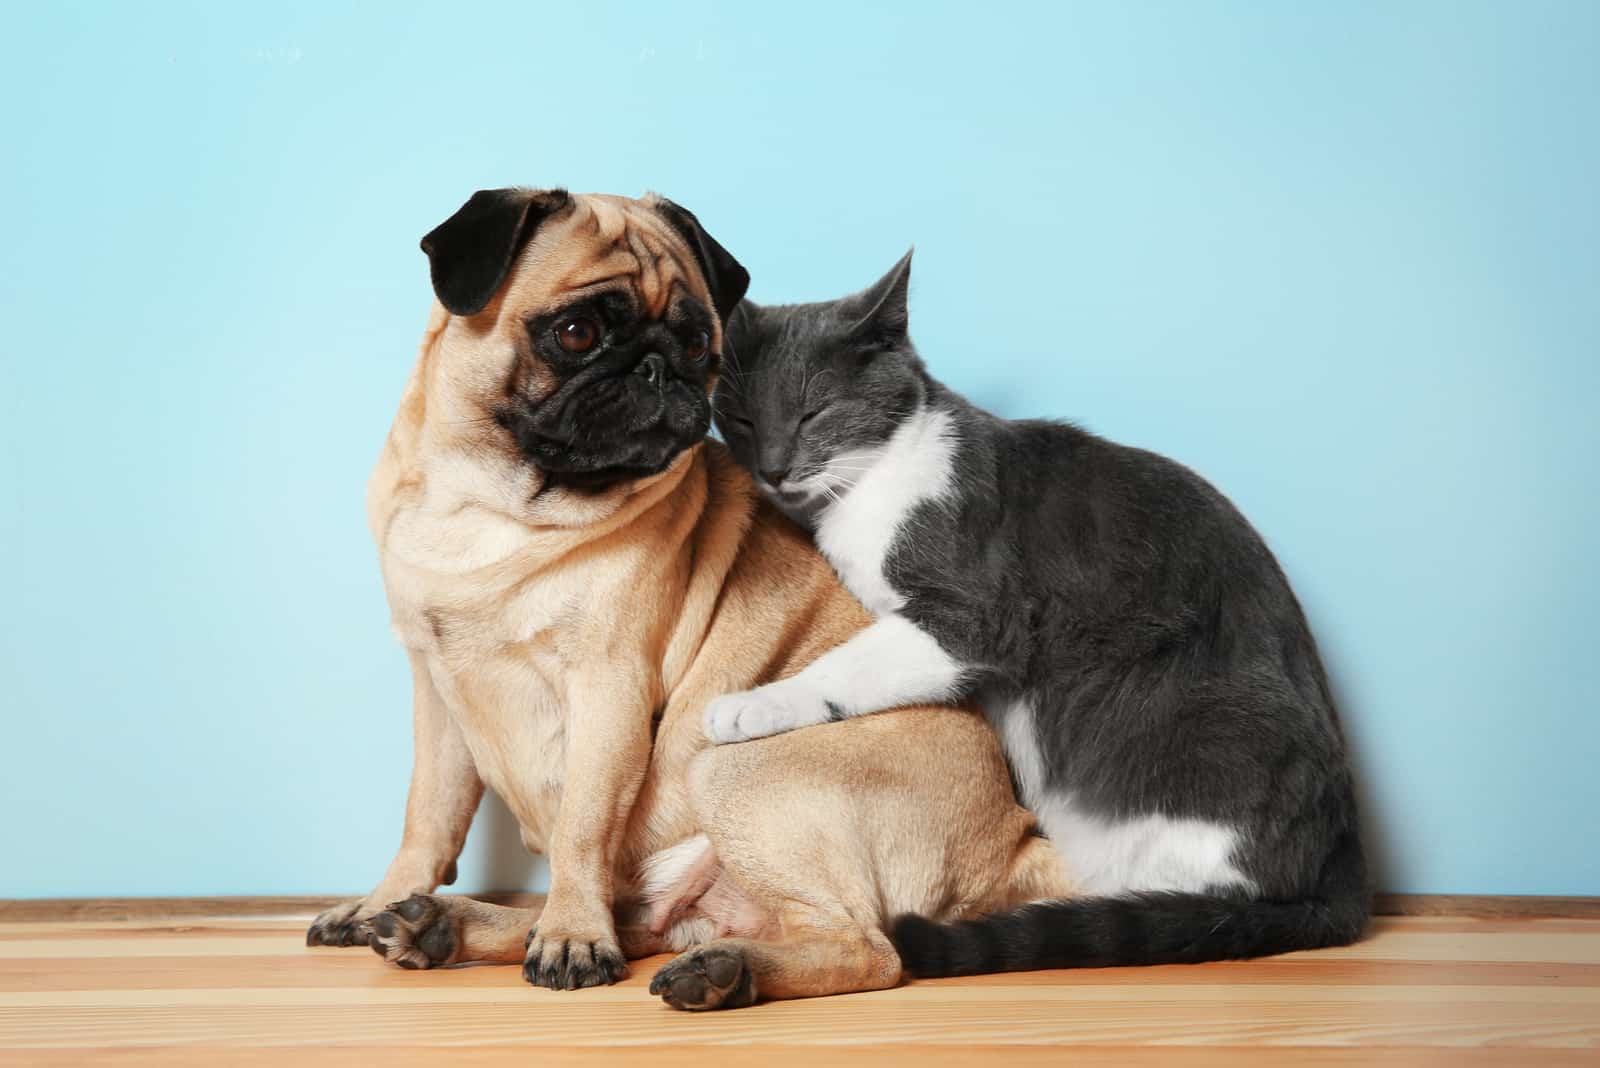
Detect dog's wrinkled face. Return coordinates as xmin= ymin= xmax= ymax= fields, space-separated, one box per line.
xmin=421 ymin=189 xmax=749 ymax=493
xmin=500 ymin=255 xmax=722 ymax=490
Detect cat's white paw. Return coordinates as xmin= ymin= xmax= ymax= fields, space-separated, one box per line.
xmin=703 ymin=684 xmax=834 ymax=744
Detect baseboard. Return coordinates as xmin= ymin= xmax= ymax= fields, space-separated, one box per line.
xmin=0 ymin=891 xmax=544 ymax=923
xmin=1371 ymin=893 xmax=1600 ymax=919
xmin=1 ymin=892 xmax=1596 ymax=924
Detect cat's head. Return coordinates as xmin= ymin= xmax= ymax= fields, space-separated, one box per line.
xmin=714 ymin=250 xmax=924 ymax=515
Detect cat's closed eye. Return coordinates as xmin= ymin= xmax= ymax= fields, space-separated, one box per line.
xmin=798 ymin=406 xmax=829 ymax=429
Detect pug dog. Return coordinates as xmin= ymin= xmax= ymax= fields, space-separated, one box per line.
xmin=304 ymin=189 xmax=1073 ymax=1009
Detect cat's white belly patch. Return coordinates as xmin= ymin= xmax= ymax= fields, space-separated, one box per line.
xmin=994 ymin=697 xmax=1254 ymax=896
xmin=816 ymin=405 xmax=957 ymax=615
xmin=1038 ymin=799 xmax=1256 ymax=896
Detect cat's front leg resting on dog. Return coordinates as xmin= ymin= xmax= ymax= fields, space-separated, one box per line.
xmin=703 ymin=614 xmax=964 ymax=743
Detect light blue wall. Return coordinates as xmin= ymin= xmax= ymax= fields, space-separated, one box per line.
xmin=2 ymin=1 xmax=1595 ymax=898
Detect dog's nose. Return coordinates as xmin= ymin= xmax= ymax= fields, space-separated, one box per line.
xmin=759 ymin=465 xmax=789 ymax=488
xmin=636 ymin=352 xmax=667 ymax=386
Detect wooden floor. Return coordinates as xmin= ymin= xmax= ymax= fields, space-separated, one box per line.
xmin=2 ymin=899 xmax=1597 ymax=1066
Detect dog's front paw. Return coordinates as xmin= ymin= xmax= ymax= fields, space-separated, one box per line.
xmin=703 ymin=683 xmax=836 ymax=744
xmin=522 ymin=921 xmax=628 ymax=990
xmin=649 ymin=943 xmax=757 ymax=1011
xmin=306 ymin=899 xmax=376 ymax=948
xmin=368 ymin=894 xmax=459 ymax=970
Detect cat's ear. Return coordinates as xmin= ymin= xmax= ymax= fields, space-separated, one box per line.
xmin=843 ymin=248 xmax=913 ymax=352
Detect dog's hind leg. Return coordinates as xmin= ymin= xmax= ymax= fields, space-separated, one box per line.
xmin=652 ymin=706 xmax=1067 ymax=1009
xmin=649 ymin=913 xmax=901 ymax=1010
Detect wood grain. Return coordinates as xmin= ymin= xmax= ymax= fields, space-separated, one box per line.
xmin=0 ymin=902 xmax=1595 ymax=1065
xmin=14 ymin=1048 xmax=1600 ymax=1068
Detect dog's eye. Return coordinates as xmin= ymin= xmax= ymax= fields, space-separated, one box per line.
xmin=685 ymin=331 xmax=709 ymax=363
xmin=554 ymin=318 xmax=599 ymax=354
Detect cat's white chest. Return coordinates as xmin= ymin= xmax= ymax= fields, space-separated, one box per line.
xmin=814 ymin=406 xmax=957 ymax=616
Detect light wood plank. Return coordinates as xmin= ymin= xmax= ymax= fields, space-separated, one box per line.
xmin=9 ymin=921 xmax=1597 ymax=963
xmin=6 ymin=981 xmax=1600 ymax=1008
xmin=13 ymin=1047 xmax=1600 ymax=1068
xmin=10 ymin=955 xmax=1600 ymax=993
xmin=4 ymin=998 xmax=1596 ymax=1049
xmin=0 ymin=909 xmax=1596 ymax=1063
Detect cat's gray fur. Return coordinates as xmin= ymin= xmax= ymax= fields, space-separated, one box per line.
xmin=706 ymin=252 xmax=1368 ymax=973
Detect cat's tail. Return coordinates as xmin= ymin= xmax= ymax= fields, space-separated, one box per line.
xmin=890 ymin=830 xmax=1368 ymax=975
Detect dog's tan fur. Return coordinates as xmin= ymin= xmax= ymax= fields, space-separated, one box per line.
xmin=308 ymin=192 xmax=1072 ymax=1007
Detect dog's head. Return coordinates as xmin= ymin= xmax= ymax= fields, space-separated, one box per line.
xmin=420 ymin=189 xmax=748 ymax=492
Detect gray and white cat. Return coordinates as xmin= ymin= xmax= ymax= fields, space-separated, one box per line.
xmin=706 ymin=252 xmax=1368 ymax=973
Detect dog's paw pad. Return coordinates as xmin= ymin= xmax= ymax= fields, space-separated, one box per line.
xmin=649 ymin=944 xmax=756 ymax=1011
xmin=368 ymin=894 xmax=458 ymax=970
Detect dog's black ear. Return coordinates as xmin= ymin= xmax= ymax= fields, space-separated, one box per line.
xmin=420 ymin=188 xmax=571 ymax=316
xmin=652 ymin=197 xmax=751 ymax=326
